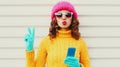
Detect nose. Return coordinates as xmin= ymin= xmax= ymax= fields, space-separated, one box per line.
xmin=62 ymin=15 xmax=67 ymax=20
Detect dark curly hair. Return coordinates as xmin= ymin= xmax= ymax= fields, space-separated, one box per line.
xmin=48 ymin=16 xmax=81 ymax=40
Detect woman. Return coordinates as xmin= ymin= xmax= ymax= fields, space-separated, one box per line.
xmin=24 ymin=1 xmax=90 ymax=67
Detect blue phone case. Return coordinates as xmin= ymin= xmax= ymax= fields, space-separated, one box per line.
xmin=67 ymin=47 xmax=76 ymax=57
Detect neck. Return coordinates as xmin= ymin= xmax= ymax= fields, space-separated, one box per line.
xmin=60 ymin=28 xmax=69 ymax=31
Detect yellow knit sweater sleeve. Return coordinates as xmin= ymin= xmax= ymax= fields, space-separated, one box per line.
xmin=80 ymin=38 xmax=90 ymax=67
xmin=26 ymin=36 xmax=48 ymax=67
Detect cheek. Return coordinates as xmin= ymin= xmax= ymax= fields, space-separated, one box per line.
xmin=57 ymin=20 xmax=62 ymax=26
xmin=56 ymin=18 xmax=61 ymax=23
xmin=57 ymin=20 xmax=62 ymax=23
xmin=66 ymin=19 xmax=72 ymax=25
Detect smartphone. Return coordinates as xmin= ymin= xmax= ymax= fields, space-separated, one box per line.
xmin=67 ymin=47 xmax=76 ymax=57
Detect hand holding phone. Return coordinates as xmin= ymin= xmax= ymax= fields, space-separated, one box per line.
xmin=65 ymin=47 xmax=81 ymax=67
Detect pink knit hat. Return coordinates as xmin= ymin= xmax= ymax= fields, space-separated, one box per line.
xmin=51 ymin=1 xmax=78 ymax=21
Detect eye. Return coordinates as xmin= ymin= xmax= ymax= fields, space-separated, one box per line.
xmin=66 ymin=12 xmax=73 ymax=17
xmin=55 ymin=12 xmax=62 ymax=18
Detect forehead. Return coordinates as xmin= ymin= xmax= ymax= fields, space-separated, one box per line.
xmin=57 ymin=10 xmax=70 ymax=13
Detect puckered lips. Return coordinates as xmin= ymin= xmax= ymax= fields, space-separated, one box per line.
xmin=62 ymin=21 xmax=67 ymax=25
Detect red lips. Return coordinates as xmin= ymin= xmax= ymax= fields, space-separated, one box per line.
xmin=62 ymin=21 xmax=67 ymax=25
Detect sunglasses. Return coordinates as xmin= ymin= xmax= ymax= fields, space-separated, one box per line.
xmin=55 ymin=12 xmax=73 ymax=18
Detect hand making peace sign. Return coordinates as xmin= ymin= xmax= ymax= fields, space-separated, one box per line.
xmin=24 ymin=27 xmax=35 ymax=51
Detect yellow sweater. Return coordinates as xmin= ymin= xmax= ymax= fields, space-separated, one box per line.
xmin=26 ymin=30 xmax=90 ymax=67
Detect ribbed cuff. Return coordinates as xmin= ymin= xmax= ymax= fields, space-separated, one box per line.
xmin=26 ymin=50 xmax=34 ymax=60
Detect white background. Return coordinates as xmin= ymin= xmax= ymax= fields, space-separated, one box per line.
xmin=0 ymin=0 xmax=120 ymax=67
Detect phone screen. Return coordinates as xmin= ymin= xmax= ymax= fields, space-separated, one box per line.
xmin=67 ymin=47 xmax=76 ymax=57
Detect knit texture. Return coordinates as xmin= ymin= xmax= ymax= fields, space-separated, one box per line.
xmin=51 ymin=1 xmax=78 ymax=21
xmin=26 ymin=30 xmax=90 ymax=67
